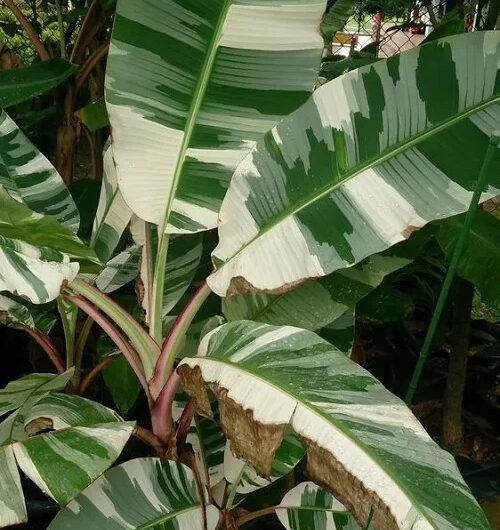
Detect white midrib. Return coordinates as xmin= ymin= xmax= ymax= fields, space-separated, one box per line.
xmin=187 ymin=356 xmax=439 ymax=529
xmin=158 ymin=0 xmax=233 ymax=235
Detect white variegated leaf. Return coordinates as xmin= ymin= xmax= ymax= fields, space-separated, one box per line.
xmin=105 ymin=0 xmax=328 ymax=234
xmin=12 ymin=394 xmax=134 ymax=506
xmin=222 ymin=228 xmax=433 ymax=332
xmin=48 ymin=457 xmax=221 ymax=529
xmin=0 ymin=111 xmax=79 ymax=232
xmin=277 ymin=481 xmax=365 ymax=530
xmin=0 ymin=294 xmax=35 ymax=329
xmin=91 ymin=141 xmax=132 ymax=263
xmin=0 ymin=446 xmax=26 ymax=528
xmin=0 ymin=234 xmax=78 ymax=304
xmin=178 ymin=321 xmax=491 ymax=530
xmin=132 ymin=219 xmax=203 ymax=321
xmin=0 ymin=186 xmax=97 ymax=304
xmin=208 ymin=32 xmax=500 ymax=297
xmin=96 ymin=244 xmax=141 ymax=293
xmin=0 ymin=373 xmax=134 ymax=519
xmin=0 ymin=370 xmax=73 ymax=420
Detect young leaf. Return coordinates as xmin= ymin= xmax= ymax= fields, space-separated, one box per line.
xmin=437 ymin=210 xmax=500 ymax=311
xmin=276 ymin=481 xmax=365 ymax=530
xmin=105 ymin=0 xmax=328 ymax=234
xmin=208 ymin=32 xmax=500 ymax=297
xmin=0 ymin=58 xmax=77 ymax=108
xmin=0 ymin=111 xmax=80 ymax=232
xmin=178 ymin=321 xmax=491 ymax=529
xmin=90 ymin=141 xmax=132 ymax=263
xmin=69 ymin=178 xmax=101 ymax=237
xmin=75 ymin=97 xmax=109 ymax=132
xmin=47 ymin=458 xmax=221 ymax=529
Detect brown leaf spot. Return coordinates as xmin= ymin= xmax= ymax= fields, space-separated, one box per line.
xmin=177 ymin=365 xmax=213 ymax=418
xmin=306 ymin=439 xmax=399 ymax=529
xmin=178 ymin=365 xmax=286 ymax=477
xmin=179 ymin=365 xmax=401 ymax=529
xmin=212 ymin=384 xmax=287 ymax=478
xmin=25 ymin=417 xmax=54 ymax=436
xmin=227 ymin=275 xmax=311 ymax=297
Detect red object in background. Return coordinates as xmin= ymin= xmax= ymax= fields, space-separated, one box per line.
xmin=466 ymin=13 xmax=474 ymax=31
xmin=409 ymin=6 xmax=422 ymax=34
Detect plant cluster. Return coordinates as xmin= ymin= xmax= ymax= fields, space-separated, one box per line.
xmin=0 ymin=0 xmax=498 ymax=529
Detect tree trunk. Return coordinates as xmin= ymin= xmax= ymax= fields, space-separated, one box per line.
xmin=441 ymin=278 xmax=474 ymax=452
xmin=56 ymin=87 xmax=77 ymax=185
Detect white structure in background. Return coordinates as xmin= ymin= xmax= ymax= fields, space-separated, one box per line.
xmin=329 ymin=1 xmax=484 ymax=59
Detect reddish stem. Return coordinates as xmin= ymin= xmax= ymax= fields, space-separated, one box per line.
xmin=177 ymin=398 xmax=195 ymax=442
xmin=66 ymin=294 xmax=153 ymax=408
xmin=235 ymin=506 xmax=277 ymax=527
xmin=22 ymin=327 xmax=65 ymax=374
xmin=151 ymin=371 xmax=180 ymax=443
xmin=75 ymin=41 xmax=109 ymax=93
xmin=69 ymin=0 xmax=97 ymax=62
xmin=133 ymin=425 xmax=164 ymax=457
xmin=150 ymin=281 xmax=210 ymax=397
xmin=79 ymin=352 xmax=121 ymax=394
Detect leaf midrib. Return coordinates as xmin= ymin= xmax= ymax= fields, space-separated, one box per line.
xmin=158 ymin=0 xmax=233 ymax=234
xmin=221 ymin=94 xmax=499 ymax=267
xmin=135 ymin=504 xmax=204 ymax=530
xmin=193 ymin=356 xmax=439 ymax=529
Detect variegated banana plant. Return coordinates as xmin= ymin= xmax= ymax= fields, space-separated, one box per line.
xmin=0 ymin=0 xmax=498 ymax=526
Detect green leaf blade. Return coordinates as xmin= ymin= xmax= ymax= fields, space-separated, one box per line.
xmin=0 ymin=59 xmax=77 ymax=108
xmin=437 ymin=210 xmax=500 ymax=311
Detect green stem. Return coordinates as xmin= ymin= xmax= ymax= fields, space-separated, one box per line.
xmin=66 ymin=279 xmax=160 ymax=380
xmin=226 ymin=464 xmax=247 ymax=510
xmin=405 ymin=132 xmax=499 ymax=405
xmin=150 ymin=232 xmax=169 ymax=344
xmin=149 ymin=281 xmax=211 ymax=398
xmin=74 ymin=315 xmax=93 ymax=383
xmin=57 ymin=297 xmax=78 ymax=371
